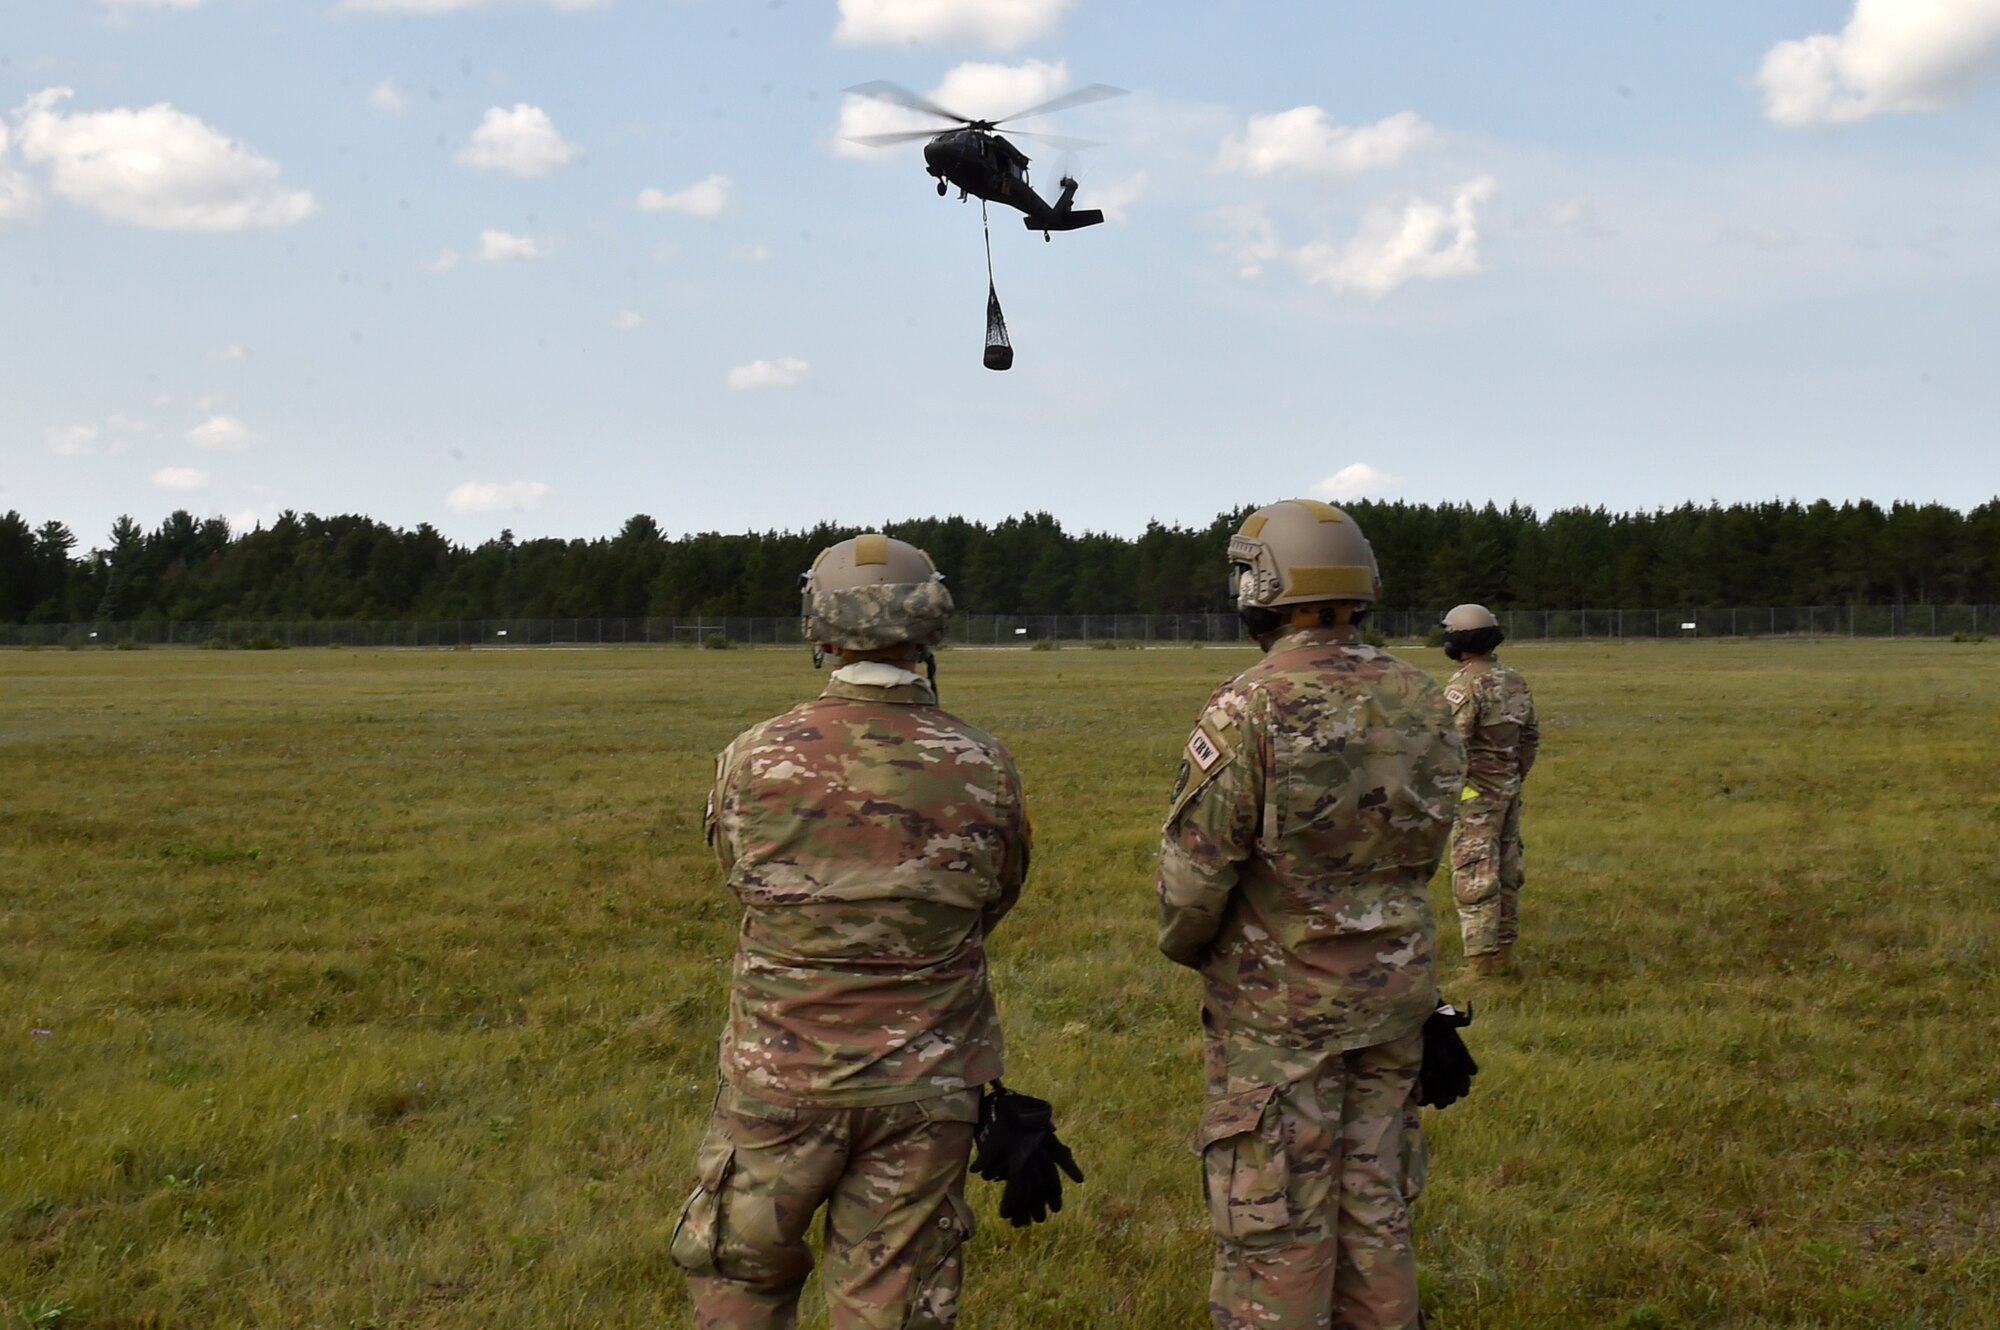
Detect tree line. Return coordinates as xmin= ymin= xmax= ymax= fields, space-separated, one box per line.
xmin=3 ymin=498 xmax=1999 ymax=625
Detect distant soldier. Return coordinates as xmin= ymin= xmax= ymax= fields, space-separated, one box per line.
xmin=670 ymin=534 xmax=1032 ymax=1330
xmin=1157 ymin=500 xmax=1464 ymax=1330
xmin=1440 ymin=603 xmax=1540 ymax=977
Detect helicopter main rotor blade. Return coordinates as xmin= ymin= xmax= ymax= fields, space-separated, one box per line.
xmin=994 ymin=83 xmax=1127 ymax=125
xmin=845 ymin=130 xmax=945 ymax=147
xmin=1003 ymin=130 xmax=1103 ymax=151
xmin=844 ymin=80 xmax=972 ymax=124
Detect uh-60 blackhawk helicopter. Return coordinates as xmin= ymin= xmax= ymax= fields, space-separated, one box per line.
xmin=844 ymin=80 xmax=1126 ymax=239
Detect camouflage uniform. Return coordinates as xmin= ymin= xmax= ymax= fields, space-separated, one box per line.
xmin=673 ymin=662 xmax=1032 ymax=1330
xmin=1444 ymin=656 xmax=1539 ymax=958
xmin=1158 ymin=625 xmax=1464 ymax=1330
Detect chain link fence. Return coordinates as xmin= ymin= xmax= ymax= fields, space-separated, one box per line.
xmin=2 ymin=605 xmax=1994 ymax=649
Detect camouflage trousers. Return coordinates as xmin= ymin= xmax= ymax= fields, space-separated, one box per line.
xmin=1450 ymin=793 xmax=1524 ymax=957
xmin=671 ymin=1085 xmax=979 ymax=1330
xmin=1197 ymin=1031 xmax=1426 ymax=1330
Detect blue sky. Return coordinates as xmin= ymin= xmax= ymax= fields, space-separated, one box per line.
xmin=4 ymin=0 xmax=1998 ymax=546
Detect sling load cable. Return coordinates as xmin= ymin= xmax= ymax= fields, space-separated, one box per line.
xmin=981 ymin=199 xmax=1014 ymax=371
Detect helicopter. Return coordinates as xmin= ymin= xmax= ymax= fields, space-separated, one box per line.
xmin=845 ymin=80 xmax=1126 ymax=238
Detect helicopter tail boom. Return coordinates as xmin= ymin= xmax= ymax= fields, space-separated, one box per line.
xmin=1023 ymin=209 xmax=1104 ymax=232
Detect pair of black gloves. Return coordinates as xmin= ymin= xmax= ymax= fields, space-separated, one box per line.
xmin=968 ymin=1004 xmax=1469 ymax=1227
xmin=1417 ymin=1000 xmax=1479 ymax=1108
xmin=971 ymin=1082 xmax=1086 ymax=1226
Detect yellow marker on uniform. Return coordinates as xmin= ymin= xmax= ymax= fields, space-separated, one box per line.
xmin=1461 ymin=785 xmax=1480 ymax=802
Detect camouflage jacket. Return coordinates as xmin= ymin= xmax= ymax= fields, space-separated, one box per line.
xmin=1157 ymin=626 xmax=1464 ymax=1092
xmin=1445 ymin=656 xmax=1539 ymax=800
xmin=705 ymin=668 xmax=1031 ymax=1107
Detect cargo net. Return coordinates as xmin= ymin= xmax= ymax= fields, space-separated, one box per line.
xmin=982 ymin=202 xmax=1013 ymax=371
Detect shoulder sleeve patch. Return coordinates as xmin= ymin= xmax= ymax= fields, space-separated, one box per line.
xmin=1167 ymin=718 xmax=1238 ymax=827
xmin=1445 ymin=687 xmax=1469 ymax=708
xmin=1187 ymin=723 xmax=1224 ymax=772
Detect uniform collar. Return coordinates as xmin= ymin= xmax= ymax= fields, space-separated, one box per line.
xmin=820 ymin=661 xmax=937 ymax=706
xmin=1267 ymin=623 xmax=1361 ymax=654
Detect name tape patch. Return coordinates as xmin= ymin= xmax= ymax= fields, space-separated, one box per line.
xmin=1187 ymin=726 xmax=1222 ymax=772
xmin=1445 ymin=687 xmax=1468 ymax=707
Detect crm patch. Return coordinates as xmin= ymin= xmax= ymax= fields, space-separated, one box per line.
xmin=1187 ymin=725 xmax=1223 ymax=772
xmin=1166 ymin=718 xmax=1237 ymax=828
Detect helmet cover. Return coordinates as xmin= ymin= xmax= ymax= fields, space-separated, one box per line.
xmin=801 ymin=533 xmax=954 ymax=651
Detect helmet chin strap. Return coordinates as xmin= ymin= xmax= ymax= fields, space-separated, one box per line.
xmin=812 ymin=646 xmax=825 ymax=670
xmin=922 ymin=647 xmax=939 ymax=701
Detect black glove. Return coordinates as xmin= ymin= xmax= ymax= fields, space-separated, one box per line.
xmin=1417 ymin=1001 xmax=1478 ymax=1109
xmin=970 ymin=1082 xmax=1085 ymax=1226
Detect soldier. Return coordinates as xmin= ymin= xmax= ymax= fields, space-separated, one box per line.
xmin=1439 ymin=603 xmax=1540 ymax=978
xmin=670 ymin=534 xmax=1032 ymax=1330
xmin=1157 ymin=500 xmax=1465 ymax=1330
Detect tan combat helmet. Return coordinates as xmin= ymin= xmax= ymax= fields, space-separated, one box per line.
xmin=1442 ymin=603 xmax=1500 ymax=632
xmin=801 ymin=533 xmax=955 ymax=653
xmin=1229 ymin=499 xmax=1382 ymax=611
xmin=1440 ymin=602 xmax=1505 ymax=659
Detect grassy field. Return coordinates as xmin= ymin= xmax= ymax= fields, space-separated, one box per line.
xmin=2 ymin=641 xmax=1996 ymax=1329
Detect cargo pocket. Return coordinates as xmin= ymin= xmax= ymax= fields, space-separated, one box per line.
xmin=1195 ymin=1084 xmax=1290 ymax=1242
xmin=904 ymin=1191 xmax=974 ymax=1329
xmin=1451 ymin=839 xmax=1498 ymax=907
xmin=668 ymin=1134 xmax=736 ymax=1276
xmin=1398 ymin=1099 xmax=1426 ymax=1203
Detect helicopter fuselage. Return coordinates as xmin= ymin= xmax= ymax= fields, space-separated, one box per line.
xmin=922 ymin=129 xmax=1103 ymax=233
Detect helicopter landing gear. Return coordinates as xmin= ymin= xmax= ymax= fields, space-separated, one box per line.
xmin=937 ymin=179 xmax=947 ymax=196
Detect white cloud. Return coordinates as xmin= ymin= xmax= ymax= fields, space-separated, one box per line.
xmin=186 ymin=415 xmax=252 ymax=450
xmin=1759 ymin=0 xmax=2000 ymax=127
xmin=153 ymin=466 xmax=209 ymax=491
xmin=341 ymin=0 xmax=605 ymax=10
xmin=1088 ymin=172 xmax=1147 ymax=224
xmin=214 ymin=343 xmax=251 ymax=362
xmin=1211 ymin=204 xmax=1288 ymax=281
xmin=0 ymin=124 xmax=40 ymax=222
xmin=1218 ymin=108 xmax=1436 ymax=181
xmin=446 ymin=480 xmax=550 ymax=513
xmin=47 ymin=424 xmax=99 ymax=456
xmin=476 ymin=229 xmax=541 ymax=262
xmin=735 ymin=243 xmax=770 ymax=263
xmin=429 ymin=249 xmax=463 ymax=273
xmin=1312 ymin=463 xmax=1403 ymax=503
xmin=727 ymin=358 xmax=809 ymax=390
xmin=835 ymin=59 xmax=1069 ymax=160
xmin=105 ymin=413 xmax=151 ymax=435
xmin=614 ymin=310 xmax=644 ymax=330
xmin=9 ymin=88 xmax=314 ymax=232
xmin=833 ymin=0 xmax=1074 ymax=51
xmin=1291 ymin=176 xmax=1498 ymax=299
xmin=637 ymin=174 xmax=732 ymax=218
xmin=455 ymin=104 xmax=578 ymax=177
xmin=368 ymin=79 xmax=407 ymax=114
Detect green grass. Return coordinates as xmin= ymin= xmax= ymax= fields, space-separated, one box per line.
xmin=2 ymin=642 xmax=1995 ymax=1328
